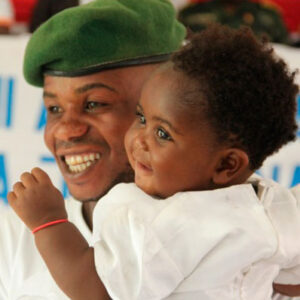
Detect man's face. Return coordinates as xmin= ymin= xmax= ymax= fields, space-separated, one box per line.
xmin=43 ymin=65 xmax=157 ymax=201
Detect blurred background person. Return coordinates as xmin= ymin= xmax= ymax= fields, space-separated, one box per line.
xmin=10 ymin=0 xmax=37 ymax=33
xmin=178 ymin=0 xmax=289 ymax=44
xmin=0 ymin=0 xmax=14 ymax=34
xmin=29 ymin=0 xmax=94 ymax=33
xmin=265 ymin=0 xmax=300 ymax=46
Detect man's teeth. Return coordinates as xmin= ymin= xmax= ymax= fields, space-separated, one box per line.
xmin=65 ymin=153 xmax=101 ymax=173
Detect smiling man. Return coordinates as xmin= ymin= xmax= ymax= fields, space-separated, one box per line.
xmin=0 ymin=0 xmax=185 ymax=298
xmin=23 ymin=0 xmax=186 ymax=226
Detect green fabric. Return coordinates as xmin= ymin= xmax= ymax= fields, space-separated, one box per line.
xmin=178 ymin=0 xmax=288 ymax=44
xmin=24 ymin=0 xmax=186 ymax=87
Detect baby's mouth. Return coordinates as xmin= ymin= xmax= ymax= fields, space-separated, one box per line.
xmin=136 ymin=160 xmax=152 ymax=172
xmin=63 ymin=153 xmax=101 ymax=173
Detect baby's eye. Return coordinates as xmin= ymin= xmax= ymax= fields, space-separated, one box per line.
xmin=136 ymin=111 xmax=146 ymax=125
xmin=157 ymin=127 xmax=172 ymax=141
xmin=47 ymin=106 xmax=62 ymax=114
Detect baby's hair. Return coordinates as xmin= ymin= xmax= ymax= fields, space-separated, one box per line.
xmin=172 ymin=24 xmax=298 ymax=170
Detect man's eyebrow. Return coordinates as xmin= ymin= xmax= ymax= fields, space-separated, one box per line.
xmin=75 ymin=82 xmax=118 ymax=94
xmin=152 ymin=116 xmax=183 ymax=135
xmin=43 ymin=91 xmax=57 ymax=98
xmin=137 ymin=103 xmax=143 ymax=111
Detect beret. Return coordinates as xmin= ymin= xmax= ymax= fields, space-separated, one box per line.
xmin=24 ymin=0 xmax=186 ymax=86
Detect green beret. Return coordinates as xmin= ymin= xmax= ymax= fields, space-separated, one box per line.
xmin=24 ymin=0 xmax=186 ymax=87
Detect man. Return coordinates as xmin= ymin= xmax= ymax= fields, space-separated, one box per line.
xmin=0 ymin=0 xmax=185 ymax=298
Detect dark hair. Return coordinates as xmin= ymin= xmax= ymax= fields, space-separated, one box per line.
xmin=172 ymin=24 xmax=298 ymax=170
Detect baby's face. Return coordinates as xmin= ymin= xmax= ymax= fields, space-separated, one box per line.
xmin=124 ymin=67 xmax=224 ymax=198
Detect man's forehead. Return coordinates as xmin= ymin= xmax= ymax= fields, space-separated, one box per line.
xmin=43 ymin=63 xmax=162 ymax=95
xmin=43 ymin=76 xmax=121 ymax=100
xmin=43 ymin=70 xmax=122 ymax=89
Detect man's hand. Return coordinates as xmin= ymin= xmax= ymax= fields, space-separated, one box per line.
xmin=7 ymin=167 xmax=67 ymax=231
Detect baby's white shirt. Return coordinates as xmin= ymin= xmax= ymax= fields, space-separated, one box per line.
xmin=92 ymin=176 xmax=300 ymax=300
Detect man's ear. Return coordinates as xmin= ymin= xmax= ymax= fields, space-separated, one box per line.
xmin=212 ymin=149 xmax=250 ymax=186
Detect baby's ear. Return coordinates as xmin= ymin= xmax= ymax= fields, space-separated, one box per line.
xmin=212 ymin=149 xmax=250 ymax=186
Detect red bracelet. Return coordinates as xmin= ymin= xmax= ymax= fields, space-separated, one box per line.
xmin=32 ymin=219 xmax=68 ymax=234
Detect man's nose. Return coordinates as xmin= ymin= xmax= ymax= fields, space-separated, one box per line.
xmin=54 ymin=113 xmax=89 ymax=141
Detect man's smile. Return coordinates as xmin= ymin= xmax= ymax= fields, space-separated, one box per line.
xmin=64 ymin=152 xmax=101 ymax=174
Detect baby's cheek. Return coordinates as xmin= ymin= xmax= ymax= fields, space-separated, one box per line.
xmin=124 ymin=131 xmax=137 ymax=164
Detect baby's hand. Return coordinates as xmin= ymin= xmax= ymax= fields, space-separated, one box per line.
xmin=7 ymin=167 xmax=67 ymax=231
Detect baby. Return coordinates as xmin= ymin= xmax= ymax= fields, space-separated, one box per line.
xmin=8 ymin=25 xmax=300 ymax=300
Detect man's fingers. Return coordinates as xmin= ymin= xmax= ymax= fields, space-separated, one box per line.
xmin=20 ymin=172 xmax=37 ymax=187
xmin=31 ymin=167 xmax=52 ymax=184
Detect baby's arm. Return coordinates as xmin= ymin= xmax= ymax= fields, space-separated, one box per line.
xmin=7 ymin=168 xmax=109 ymax=300
xmin=273 ymin=283 xmax=300 ymax=297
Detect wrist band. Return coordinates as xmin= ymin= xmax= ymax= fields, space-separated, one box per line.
xmin=32 ymin=219 xmax=68 ymax=234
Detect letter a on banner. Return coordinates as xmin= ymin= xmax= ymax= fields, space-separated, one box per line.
xmin=36 ymin=101 xmax=47 ymax=130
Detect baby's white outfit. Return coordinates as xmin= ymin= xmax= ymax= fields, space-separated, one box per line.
xmin=92 ymin=176 xmax=300 ymax=300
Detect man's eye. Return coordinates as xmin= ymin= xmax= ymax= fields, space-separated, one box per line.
xmin=136 ymin=111 xmax=146 ymax=124
xmin=47 ymin=106 xmax=62 ymax=114
xmin=85 ymin=101 xmax=107 ymax=111
xmin=157 ymin=128 xmax=172 ymax=141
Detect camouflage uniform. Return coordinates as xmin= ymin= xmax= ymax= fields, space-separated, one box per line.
xmin=178 ymin=0 xmax=288 ymax=43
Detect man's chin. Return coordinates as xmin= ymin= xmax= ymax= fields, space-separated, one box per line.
xmin=68 ymin=167 xmax=134 ymax=203
xmin=68 ymin=189 xmax=105 ymax=203
xmin=72 ymin=195 xmax=100 ymax=203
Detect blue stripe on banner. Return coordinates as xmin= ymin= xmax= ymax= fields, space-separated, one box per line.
xmin=40 ymin=156 xmax=56 ymax=163
xmin=272 ymin=165 xmax=279 ymax=182
xmin=0 ymin=154 xmax=8 ymax=203
xmin=62 ymin=180 xmax=70 ymax=199
xmin=291 ymin=166 xmax=300 ymax=187
xmin=6 ymin=78 xmax=14 ymax=128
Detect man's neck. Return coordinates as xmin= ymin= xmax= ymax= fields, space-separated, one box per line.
xmin=81 ymin=201 xmax=97 ymax=231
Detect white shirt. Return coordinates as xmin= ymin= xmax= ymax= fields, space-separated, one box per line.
xmin=0 ymin=178 xmax=299 ymax=299
xmin=0 ymin=198 xmax=92 ymax=299
xmin=92 ymin=176 xmax=300 ymax=300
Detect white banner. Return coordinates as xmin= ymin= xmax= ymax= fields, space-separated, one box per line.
xmin=0 ymin=34 xmax=67 ymax=205
xmin=0 ymin=35 xmax=299 ymax=205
